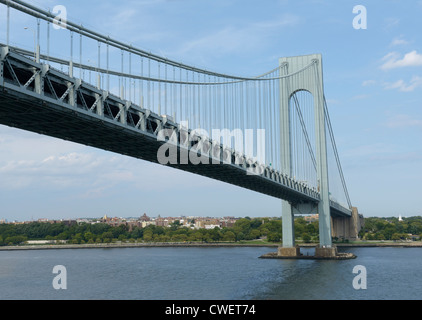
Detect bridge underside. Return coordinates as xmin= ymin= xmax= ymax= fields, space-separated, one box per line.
xmin=0 ymin=86 xmax=319 ymax=207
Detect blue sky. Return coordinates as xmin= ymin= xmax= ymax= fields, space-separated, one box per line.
xmin=0 ymin=0 xmax=422 ymax=221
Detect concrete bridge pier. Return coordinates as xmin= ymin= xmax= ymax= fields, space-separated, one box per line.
xmin=278 ymin=201 xmax=338 ymax=258
xmin=278 ymin=200 xmax=301 ymax=257
xmin=331 ymin=207 xmax=364 ymax=242
xmin=277 ymin=206 xmax=363 ymax=259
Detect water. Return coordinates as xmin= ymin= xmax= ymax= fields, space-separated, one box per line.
xmin=0 ymin=246 xmax=421 ymax=300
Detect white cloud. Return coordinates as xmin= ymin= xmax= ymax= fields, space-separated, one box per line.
xmin=175 ymin=14 xmax=300 ymax=58
xmin=352 ymin=94 xmax=369 ymax=100
xmin=0 ymin=136 xmax=222 ymax=198
xmin=390 ymin=36 xmax=410 ymax=47
xmin=362 ymin=80 xmax=376 ymax=87
xmin=385 ymin=114 xmax=422 ymax=128
xmin=369 ymin=152 xmax=422 ymax=164
xmin=381 ymin=51 xmax=422 ymax=70
xmin=343 ymin=143 xmax=396 ymax=160
xmin=325 ymin=99 xmax=340 ymax=105
xmin=0 ymin=126 xmax=84 ymax=161
xmin=0 ymin=152 xmax=103 ymax=189
xmin=384 ymin=76 xmax=422 ymax=92
xmin=384 ymin=17 xmax=400 ymax=30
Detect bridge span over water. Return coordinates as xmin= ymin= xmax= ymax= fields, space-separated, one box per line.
xmin=0 ymin=0 xmax=363 ymax=257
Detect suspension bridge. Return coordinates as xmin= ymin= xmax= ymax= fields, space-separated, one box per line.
xmin=0 ymin=0 xmax=362 ymax=258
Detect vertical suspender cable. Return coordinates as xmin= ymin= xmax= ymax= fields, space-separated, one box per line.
xmin=106 ymin=42 xmax=109 ymax=91
xmin=46 ymin=13 xmax=50 ymax=64
xmin=6 ymin=0 xmax=10 ymax=46
xmin=140 ymin=57 xmax=144 ymax=108
xmin=158 ymin=62 xmax=161 ymax=116
xmin=165 ymin=64 xmax=167 ymax=116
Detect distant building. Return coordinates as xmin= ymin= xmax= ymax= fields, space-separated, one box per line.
xmin=220 ymin=217 xmax=237 ymax=228
xmin=204 ymin=224 xmax=220 ymax=230
xmin=304 ymin=214 xmax=319 ymax=223
xmin=140 ymin=213 xmax=151 ymax=222
xmin=59 ymin=219 xmax=77 ymax=226
xmin=155 ymin=217 xmax=169 ymax=227
xmin=27 ymin=240 xmax=54 ymax=245
xmin=141 ymin=221 xmax=155 ymax=228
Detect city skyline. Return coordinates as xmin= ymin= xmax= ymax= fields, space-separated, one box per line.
xmin=1 ymin=0 xmax=422 ymax=221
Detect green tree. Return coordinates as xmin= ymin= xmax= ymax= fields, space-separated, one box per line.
xmin=83 ymin=232 xmax=94 ymax=242
xmin=249 ymin=229 xmax=261 ymax=240
xmin=382 ymin=225 xmax=395 ymax=240
xmin=112 ymin=224 xmax=129 ymax=239
xmin=5 ymin=235 xmax=27 ymax=245
xmin=222 ymin=231 xmax=236 ymax=242
xmin=72 ymin=233 xmax=84 ymax=244
xmin=130 ymin=227 xmax=143 ymax=239
xmin=305 ymin=222 xmax=318 ymax=235
xmin=57 ymin=231 xmax=70 ymax=240
xmin=143 ymin=230 xmax=153 ymax=242
xmin=102 ymin=231 xmax=113 ymax=243
xmin=250 ymin=219 xmax=262 ymax=229
xmin=209 ymin=228 xmax=222 ymax=242
xmin=233 ymin=219 xmax=251 ymax=235
xmin=172 ymin=234 xmax=188 ymax=242
xmin=294 ymin=222 xmax=305 ymax=239
xmin=268 ymin=232 xmax=281 ymax=242
xmin=391 ymin=233 xmax=401 ymax=241
xmin=302 ymin=233 xmax=312 ymax=243
xmin=375 ymin=232 xmax=385 ymax=240
xmin=190 ymin=230 xmax=202 ymax=241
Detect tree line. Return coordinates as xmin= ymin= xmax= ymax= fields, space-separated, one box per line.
xmin=359 ymin=216 xmax=422 ymax=241
xmin=0 ymin=217 xmax=320 ymax=246
xmin=1 ymin=216 xmax=421 ymax=246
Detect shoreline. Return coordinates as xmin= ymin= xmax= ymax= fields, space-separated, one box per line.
xmin=1 ymin=241 xmax=422 ymax=251
xmin=0 ymin=242 xmax=278 ymax=251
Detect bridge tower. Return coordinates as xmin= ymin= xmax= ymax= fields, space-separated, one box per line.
xmin=278 ymin=54 xmax=335 ymax=257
